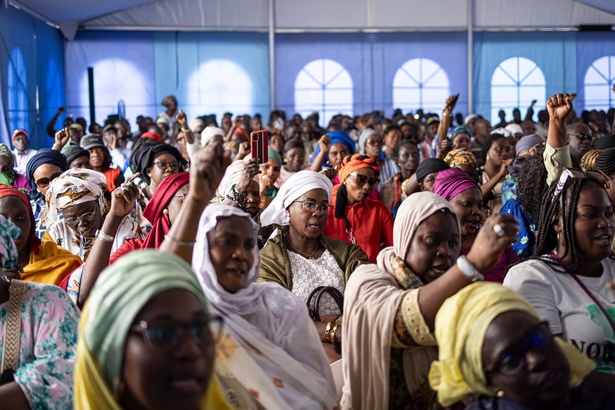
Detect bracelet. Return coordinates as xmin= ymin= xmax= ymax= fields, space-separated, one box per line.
xmin=97 ymin=230 xmax=115 ymax=243
xmin=324 ymin=321 xmax=334 ymax=340
xmin=226 ymin=184 xmax=249 ymax=204
xmin=457 ymin=255 xmax=484 ymax=282
xmin=164 ymin=234 xmax=196 ymax=247
xmin=329 ymin=324 xmax=339 ymax=344
xmin=181 ymin=128 xmax=192 ymax=133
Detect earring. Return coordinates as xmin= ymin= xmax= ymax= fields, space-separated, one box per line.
xmin=497 ymin=390 xmax=505 ymax=398
xmin=285 ymin=210 xmax=290 ymax=217
xmin=163 ymin=208 xmax=169 ymax=216
xmin=486 ymin=154 xmax=490 ymax=162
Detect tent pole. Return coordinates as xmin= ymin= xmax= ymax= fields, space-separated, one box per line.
xmin=467 ymin=0 xmax=474 ymax=114
xmin=269 ymin=0 xmax=275 ymax=112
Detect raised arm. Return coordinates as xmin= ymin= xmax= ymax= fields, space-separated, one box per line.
xmin=310 ymin=135 xmax=331 ymax=172
xmin=51 ymin=128 xmax=70 ymax=152
xmin=159 ymin=142 xmax=232 ymax=262
xmin=176 ymin=110 xmax=195 ymax=145
xmin=544 ymin=93 xmax=574 ymax=185
xmin=525 ymin=99 xmax=537 ymax=122
xmin=46 ymin=107 xmax=64 ymax=138
xmin=435 ymin=94 xmax=458 ymax=159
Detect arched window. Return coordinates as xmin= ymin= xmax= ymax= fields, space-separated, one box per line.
xmin=79 ymin=58 xmax=151 ymax=128
xmin=294 ymin=59 xmax=353 ymax=128
xmin=187 ymin=59 xmax=254 ymax=123
xmin=392 ymin=58 xmax=450 ymax=114
xmin=584 ymin=56 xmax=615 ymax=111
xmin=491 ymin=57 xmax=546 ymax=123
xmin=7 ymin=48 xmax=29 ymax=132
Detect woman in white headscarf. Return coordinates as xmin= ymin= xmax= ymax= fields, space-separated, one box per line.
xmin=341 ymin=192 xmax=519 ymax=410
xmin=259 ymin=170 xmax=369 ymax=361
xmin=43 ymin=169 xmax=142 ymax=261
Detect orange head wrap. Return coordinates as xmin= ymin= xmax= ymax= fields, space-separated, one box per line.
xmin=338 ymin=154 xmax=380 ymax=184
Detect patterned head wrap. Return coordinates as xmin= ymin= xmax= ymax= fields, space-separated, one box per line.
xmin=44 ymin=169 xmax=107 ymax=227
xmin=449 ymin=126 xmax=472 ymax=141
xmin=0 ymin=184 xmax=41 ymax=254
xmin=433 ymin=167 xmax=480 ymax=202
xmin=337 ymin=153 xmax=380 ymax=184
xmin=444 ymin=148 xmax=477 ymax=169
xmin=0 ymin=143 xmax=14 ymax=164
xmin=75 ymin=250 xmax=209 ymax=408
xmin=429 ymin=282 xmax=595 ymax=407
xmin=0 ymin=215 xmax=20 ymax=269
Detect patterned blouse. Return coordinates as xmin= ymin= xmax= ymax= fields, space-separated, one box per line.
xmin=0 ymin=282 xmax=79 ymax=408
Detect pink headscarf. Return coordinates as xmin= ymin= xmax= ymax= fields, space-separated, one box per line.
xmin=433 ymin=167 xmax=480 ymax=202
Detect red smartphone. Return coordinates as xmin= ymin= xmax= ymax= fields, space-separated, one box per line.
xmin=250 ymin=130 xmax=268 ymax=164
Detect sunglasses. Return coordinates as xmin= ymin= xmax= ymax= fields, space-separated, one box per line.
xmin=484 ymin=321 xmax=552 ymax=377
xmin=349 ymin=171 xmax=379 ymax=186
xmin=132 ymin=316 xmax=224 ymax=351
xmin=366 ymin=139 xmax=383 ymax=146
xmin=153 ymin=160 xmax=180 ymax=170
xmin=35 ymin=172 xmax=62 ymax=188
xmin=568 ymin=132 xmax=595 ymax=142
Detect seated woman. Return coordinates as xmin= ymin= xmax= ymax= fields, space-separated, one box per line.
xmin=43 ymin=169 xmax=142 ymax=261
xmin=434 ymin=167 xmax=518 ymax=283
xmin=478 ymin=132 xmax=514 ymax=215
xmin=259 ymin=170 xmax=369 ymax=357
xmin=278 ymin=139 xmax=306 ymax=185
xmin=258 ymin=148 xmax=282 ymax=208
xmin=324 ymin=154 xmax=393 ymax=263
xmin=158 ymin=150 xmax=339 ymax=408
xmin=25 ymin=149 xmax=67 ymax=239
xmin=61 ymin=145 xmax=92 ymax=170
xmin=0 ymin=144 xmax=30 ymax=190
xmin=358 ymin=128 xmax=399 ymax=184
xmin=403 ymin=158 xmax=449 ymax=197
xmin=380 ymin=141 xmax=420 ymax=217
xmin=310 ymin=130 xmax=355 ymax=174
xmin=341 ymin=192 xmax=518 ymax=409
xmin=444 ymin=148 xmax=477 ymax=176
xmin=74 ymin=250 xmax=230 ymax=410
xmin=79 ymin=134 xmax=125 ymax=191
xmin=429 ymin=282 xmax=613 ymax=409
xmin=0 ymin=215 xmax=79 ymax=409
xmin=0 ymin=185 xmax=81 ymax=285
xmin=504 ymin=170 xmax=615 ymax=385
xmin=132 ymin=142 xmax=187 ymax=200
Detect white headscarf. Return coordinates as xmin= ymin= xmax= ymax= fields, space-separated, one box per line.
xmin=201 ymin=126 xmax=225 ymax=146
xmin=193 ymin=204 xmax=338 ymax=409
xmin=44 ymin=169 xmax=107 ymax=226
xmin=260 ymin=170 xmax=332 ymax=227
xmin=215 ymin=159 xmax=255 ymax=200
xmin=358 ymin=128 xmax=378 ymax=154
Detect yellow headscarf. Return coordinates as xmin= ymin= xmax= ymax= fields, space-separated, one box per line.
xmin=428 ymin=282 xmax=595 ymax=407
xmin=74 ymin=250 xmax=232 ymax=410
xmin=444 ymin=148 xmax=477 ymax=168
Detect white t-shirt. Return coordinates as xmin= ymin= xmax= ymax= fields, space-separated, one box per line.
xmin=504 ymin=258 xmax=615 ymax=374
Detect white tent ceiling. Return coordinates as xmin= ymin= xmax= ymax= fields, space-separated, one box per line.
xmin=9 ymin=0 xmax=615 ymax=40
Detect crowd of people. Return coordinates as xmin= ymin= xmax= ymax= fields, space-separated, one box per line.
xmin=0 ymin=86 xmax=615 ymax=409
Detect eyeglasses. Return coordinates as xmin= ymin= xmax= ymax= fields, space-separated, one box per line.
xmin=484 ymin=321 xmax=552 ymax=377
xmin=568 ymin=132 xmax=595 ymax=142
xmin=153 ymin=160 xmax=180 ymax=170
xmin=293 ymin=200 xmax=333 ymax=215
xmin=65 ymin=210 xmax=97 ymax=227
xmin=349 ymin=171 xmax=379 ymax=186
xmin=35 ymin=172 xmax=62 ymax=188
xmin=132 ymin=316 xmax=224 ymax=351
xmin=366 ymin=139 xmax=383 ymax=146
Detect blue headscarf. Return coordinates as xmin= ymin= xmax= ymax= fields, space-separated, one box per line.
xmin=26 ymin=149 xmax=68 ymax=200
xmin=313 ymin=130 xmax=356 ymax=166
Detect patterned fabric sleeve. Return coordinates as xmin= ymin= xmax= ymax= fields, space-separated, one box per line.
xmin=391 ymin=288 xmax=436 ymax=348
xmin=13 ymin=284 xmax=80 ymax=409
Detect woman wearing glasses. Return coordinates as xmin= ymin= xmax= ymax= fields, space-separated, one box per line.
xmin=324 ymin=154 xmax=394 ymax=263
xmin=132 ymin=142 xmax=187 ymax=200
xmin=429 ymin=282 xmax=613 ymax=409
xmin=259 ymin=171 xmax=369 ymax=361
xmin=80 ymin=134 xmax=125 ymax=192
xmin=74 ymin=250 xmax=231 ymax=410
xmin=25 ymin=149 xmax=67 ymax=239
xmin=504 ymin=169 xmax=615 ymax=386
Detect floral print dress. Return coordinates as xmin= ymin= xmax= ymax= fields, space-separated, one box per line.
xmin=0 ymin=282 xmax=79 ymax=408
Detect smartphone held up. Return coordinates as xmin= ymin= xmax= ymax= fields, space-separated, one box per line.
xmin=251 ymin=130 xmax=268 ymax=164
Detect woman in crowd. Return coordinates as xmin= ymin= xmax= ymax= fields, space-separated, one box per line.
xmin=259 ymin=148 xmax=283 ymax=208
xmin=74 ymin=250 xmax=230 ymax=410
xmin=25 ymin=148 xmax=67 ymax=239
xmin=434 ymin=167 xmax=518 ymax=283
xmin=341 ymin=192 xmax=518 ymax=410
xmin=158 ymin=148 xmax=338 ymax=408
xmin=43 ymin=169 xmax=141 ymax=262
xmin=279 ymin=138 xmax=306 ymax=184
xmin=0 ymin=144 xmax=30 ymax=190
xmin=0 ymin=185 xmax=81 ymax=285
xmin=79 ymin=134 xmax=125 ymax=191
xmin=429 ymin=282 xmax=612 ymax=409
xmin=324 ymin=154 xmax=393 ymax=263
xmin=449 ymin=126 xmax=472 ymax=150
xmin=310 ymin=130 xmax=355 ymax=174
xmin=0 ymin=215 xmax=79 ymax=409
xmin=358 ymin=128 xmax=399 ymax=184
xmin=380 ymin=140 xmax=420 ymax=217
xmin=61 ymin=145 xmax=92 ymax=170
xmin=443 ymin=148 xmax=477 ymax=176
xmin=259 ymin=171 xmax=369 ymax=358
xmin=478 ymin=132 xmax=514 ymax=215
xmin=504 ymin=170 xmax=615 ymax=385
xmin=403 ymin=158 xmax=450 ymax=196
xmin=501 ymin=134 xmax=544 ymax=204
xmin=132 ymin=142 xmax=187 ymax=199
xmin=382 ymin=125 xmax=402 ymax=160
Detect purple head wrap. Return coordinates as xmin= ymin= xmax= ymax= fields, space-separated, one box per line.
xmin=433 ymin=167 xmax=480 ymax=202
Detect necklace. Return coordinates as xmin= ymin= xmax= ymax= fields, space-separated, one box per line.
xmin=461 ymin=234 xmax=472 ymax=248
xmin=286 ymin=239 xmax=320 ymax=259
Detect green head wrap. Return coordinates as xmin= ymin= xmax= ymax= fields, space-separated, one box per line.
xmin=268 ymin=148 xmax=282 ymax=165
xmin=83 ymin=250 xmax=208 ymax=391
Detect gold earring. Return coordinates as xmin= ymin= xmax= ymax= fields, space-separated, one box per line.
xmin=497 ymin=390 xmax=505 ymax=398
xmin=163 ymin=208 xmax=169 ymax=216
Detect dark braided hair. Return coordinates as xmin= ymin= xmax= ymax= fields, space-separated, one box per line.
xmin=531 ymin=175 xmax=605 ymax=272
xmin=517 ymin=145 xmax=548 ymax=224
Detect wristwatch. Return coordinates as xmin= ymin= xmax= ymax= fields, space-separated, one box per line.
xmin=457 ymin=256 xmax=484 ymax=282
